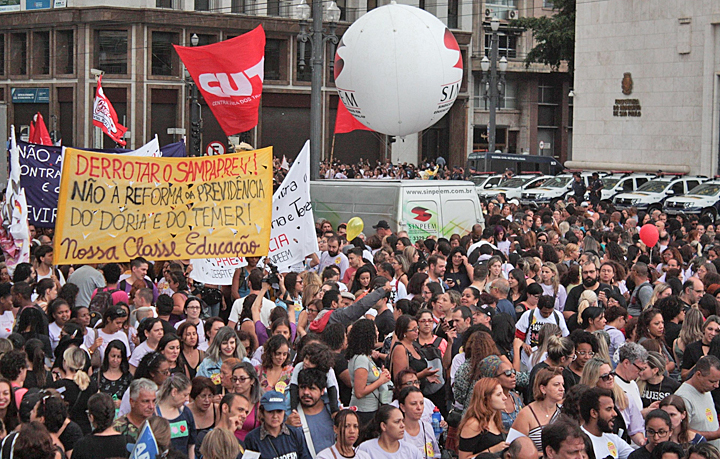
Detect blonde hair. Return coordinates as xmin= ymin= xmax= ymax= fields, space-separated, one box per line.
xmin=532 ymin=324 xmax=562 ymax=366
xmin=580 ymin=357 xmax=628 ymax=410
xmin=592 ymin=330 xmax=611 ymax=364
xmin=542 ymin=262 xmax=560 ymax=295
xmin=63 ymin=347 xmax=90 ymax=391
xmin=649 ymin=283 xmax=672 ymax=307
xmin=679 ymin=308 xmax=704 ymax=348
xmin=577 ymin=290 xmax=598 ymax=319
xmin=637 ymin=351 xmax=666 ymax=394
xmin=200 ymin=428 xmax=241 ymax=459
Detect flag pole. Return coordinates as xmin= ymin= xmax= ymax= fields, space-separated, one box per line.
xmin=330 ymin=133 xmax=336 ymax=165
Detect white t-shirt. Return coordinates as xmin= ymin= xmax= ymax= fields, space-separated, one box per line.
xmin=0 ymin=311 xmax=14 ymax=339
xmin=390 ymin=398 xmax=440 ymax=424
xmin=403 ymin=421 xmax=440 ymax=459
xmin=317 ymin=252 xmax=350 ymax=278
xmin=317 ymin=446 xmax=371 ymax=459
xmin=175 ymin=319 xmax=206 ymax=345
xmin=96 ymin=329 xmax=131 ymax=357
xmin=229 ymin=296 xmax=276 ymax=328
xmin=581 ymin=426 xmax=634 ymax=459
xmin=129 ymin=341 xmax=154 ymax=368
xmin=356 ymin=439 xmax=423 ymax=459
xmin=614 ymin=375 xmax=643 ymax=416
xmin=37 ymin=268 xmax=66 ymax=286
xmin=48 ymin=322 xmax=62 ymax=352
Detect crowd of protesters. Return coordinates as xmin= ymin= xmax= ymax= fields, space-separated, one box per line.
xmin=6 ymin=177 xmax=720 ymax=459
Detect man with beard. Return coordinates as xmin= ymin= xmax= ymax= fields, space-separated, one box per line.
xmin=676 ymin=355 xmax=720 ymax=448
xmin=563 ymin=261 xmax=611 ymax=323
xmin=317 ymin=235 xmax=349 ymax=279
xmin=286 ymin=368 xmax=334 ymax=456
xmin=581 ymin=387 xmax=634 ymax=459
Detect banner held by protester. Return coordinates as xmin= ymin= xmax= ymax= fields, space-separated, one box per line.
xmin=267 ymin=140 xmax=319 ymax=272
xmin=53 ymin=147 xmax=273 ymax=264
xmin=189 ymin=257 xmax=247 ymax=285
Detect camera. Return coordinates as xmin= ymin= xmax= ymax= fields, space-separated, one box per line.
xmin=262 ymin=261 xmax=281 ymax=290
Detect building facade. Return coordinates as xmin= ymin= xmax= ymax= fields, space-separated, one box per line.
xmin=469 ymin=0 xmax=572 ymax=167
xmin=569 ymin=0 xmax=720 ymax=175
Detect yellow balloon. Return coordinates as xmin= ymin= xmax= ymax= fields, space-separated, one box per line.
xmin=346 ymin=217 xmax=364 ymax=241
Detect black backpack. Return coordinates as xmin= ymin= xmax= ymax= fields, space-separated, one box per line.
xmin=88 ymin=287 xmax=119 ymax=315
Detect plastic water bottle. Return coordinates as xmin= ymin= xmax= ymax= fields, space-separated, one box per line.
xmin=432 ymin=407 xmax=442 ymax=440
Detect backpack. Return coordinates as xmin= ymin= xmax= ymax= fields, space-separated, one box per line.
xmin=89 ymin=287 xmax=119 ymax=315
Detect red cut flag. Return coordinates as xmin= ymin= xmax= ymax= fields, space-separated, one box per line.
xmin=29 ymin=112 xmax=52 ymax=146
xmin=93 ymin=75 xmax=128 ymax=146
xmin=335 ymin=98 xmax=372 ymax=134
xmin=174 ymin=26 xmax=265 ymax=136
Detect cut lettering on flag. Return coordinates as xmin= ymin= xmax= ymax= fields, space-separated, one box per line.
xmin=335 ymin=98 xmax=372 ymax=134
xmin=267 ymin=141 xmax=319 ymax=272
xmin=174 ymin=26 xmax=265 ymax=136
xmin=93 ymin=75 xmax=128 ymax=146
xmin=29 ymin=113 xmax=52 ymax=146
xmin=0 ymin=126 xmax=31 ymax=275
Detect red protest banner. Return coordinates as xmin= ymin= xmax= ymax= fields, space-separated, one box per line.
xmin=93 ymin=75 xmax=128 ymax=146
xmin=334 ymin=98 xmax=373 ymax=134
xmin=174 ymin=26 xmax=265 ymax=136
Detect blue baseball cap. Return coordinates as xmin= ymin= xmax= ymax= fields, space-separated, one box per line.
xmin=261 ymin=390 xmax=287 ymax=411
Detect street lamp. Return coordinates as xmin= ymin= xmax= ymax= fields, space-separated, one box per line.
xmin=480 ymin=17 xmax=507 ymax=172
xmin=187 ymin=33 xmax=202 ymax=157
xmin=296 ymin=0 xmax=340 ymax=180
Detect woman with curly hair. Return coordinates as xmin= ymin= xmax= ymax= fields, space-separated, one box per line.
xmin=453 ymin=331 xmax=509 ymax=412
xmin=346 ymin=318 xmax=391 ymax=426
xmin=457 ymin=378 xmax=507 ymax=458
xmin=255 ymin=334 xmax=292 ymax=397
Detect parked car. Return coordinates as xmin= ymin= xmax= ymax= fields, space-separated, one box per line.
xmin=478 ymin=173 xmax=549 ymax=200
xmin=597 ymin=172 xmax=656 ymax=202
xmin=520 ymin=172 xmax=596 ymax=208
xmin=613 ymin=174 xmax=707 ymax=213
xmin=664 ymin=180 xmax=720 ymax=222
xmin=469 ymin=173 xmax=504 ymax=193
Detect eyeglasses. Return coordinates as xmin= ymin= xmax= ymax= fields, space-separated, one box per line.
xmin=633 ymin=362 xmax=648 ymax=372
xmin=307 ymin=308 xmax=319 ymax=314
xmin=232 ymin=376 xmax=251 ymax=383
xmin=418 ymin=319 xmax=434 ymax=324
xmin=497 ymin=369 xmax=516 ymax=378
xmin=646 ymin=428 xmax=670 ymax=438
xmin=599 ymin=373 xmax=614 ymax=381
xmin=576 ymin=351 xmax=595 ymax=357
xmin=186 ymin=306 xmax=201 ymax=311
xmin=408 ymin=327 xmax=419 ymax=333
xmin=402 ymin=380 xmax=421 ymax=387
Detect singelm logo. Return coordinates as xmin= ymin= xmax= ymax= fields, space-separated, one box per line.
xmin=198 ymin=58 xmax=264 ymax=98
xmin=411 ymin=207 xmax=432 ymax=222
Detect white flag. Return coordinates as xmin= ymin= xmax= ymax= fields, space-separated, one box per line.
xmin=267 ymin=141 xmax=319 ymax=272
xmin=0 ymin=126 xmax=31 ymax=274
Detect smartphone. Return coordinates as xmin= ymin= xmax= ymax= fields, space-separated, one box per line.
xmin=447 ymin=319 xmax=455 ymax=329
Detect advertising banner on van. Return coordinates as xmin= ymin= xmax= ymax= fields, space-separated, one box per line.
xmin=53 ymin=147 xmax=273 ymax=264
xmin=401 ymin=185 xmax=479 ymax=242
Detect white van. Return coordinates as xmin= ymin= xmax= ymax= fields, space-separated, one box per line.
xmin=311 ymin=180 xmax=484 ymax=241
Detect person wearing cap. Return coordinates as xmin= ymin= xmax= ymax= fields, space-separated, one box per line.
xmin=244 ymin=390 xmax=312 ymax=459
xmin=339 ymin=291 xmax=355 ymax=308
xmin=0 ymin=283 xmax=14 ymax=339
xmin=588 ymin=172 xmax=603 ymax=208
xmin=372 ymin=220 xmax=392 ymax=239
xmin=571 ymin=172 xmax=586 ymax=204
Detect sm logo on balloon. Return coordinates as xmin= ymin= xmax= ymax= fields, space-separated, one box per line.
xmin=198 ymin=58 xmax=265 ymax=98
xmin=440 ymin=82 xmax=460 ymax=103
xmin=338 ymin=90 xmax=359 ymax=108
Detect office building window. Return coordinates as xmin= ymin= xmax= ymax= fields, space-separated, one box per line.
xmin=56 ymin=30 xmax=74 ymax=74
xmin=231 ymin=0 xmax=244 ymax=13
xmin=10 ymin=33 xmax=27 ymax=75
xmin=484 ymin=33 xmax=517 ymax=58
xmin=33 ymin=31 xmax=50 ymax=75
xmin=0 ymin=34 xmax=5 ymax=76
xmin=265 ymin=39 xmax=284 ymax=81
xmin=96 ymin=30 xmax=128 ymax=75
xmin=475 ymin=76 xmax=517 ymax=110
xmin=195 ymin=0 xmax=209 ymax=10
xmin=151 ymin=31 xmax=179 ymax=76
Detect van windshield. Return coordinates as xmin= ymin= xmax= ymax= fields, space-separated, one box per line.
xmin=603 ymin=178 xmax=621 ymax=189
xmin=636 ymin=180 xmax=670 ymax=193
xmin=499 ymin=177 xmax=530 ymax=188
xmin=542 ymin=176 xmax=572 ymax=188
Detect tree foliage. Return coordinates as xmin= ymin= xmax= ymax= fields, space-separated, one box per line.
xmin=511 ymin=0 xmax=575 ymax=74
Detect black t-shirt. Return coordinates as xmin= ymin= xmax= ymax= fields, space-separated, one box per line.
xmin=681 ymin=340 xmax=706 ymax=371
xmin=375 ymin=309 xmax=396 ymax=341
xmin=641 ymin=377 xmax=680 ymax=407
xmin=445 ymin=270 xmax=471 ymax=293
xmin=333 ymin=351 xmax=352 ymax=407
xmin=49 ymin=379 xmax=99 ymax=435
xmin=59 ymin=421 xmax=84 ymax=453
xmin=665 ymin=322 xmax=682 ymax=349
xmin=71 ymin=434 xmax=132 ymax=459
xmin=565 ymin=283 xmax=611 ymax=313
xmin=562 ymin=366 xmax=582 ymax=391
xmin=628 ymin=446 xmax=652 ymax=459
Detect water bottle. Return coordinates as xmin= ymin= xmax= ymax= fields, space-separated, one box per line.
xmin=432 ymin=407 xmax=442 ymax=440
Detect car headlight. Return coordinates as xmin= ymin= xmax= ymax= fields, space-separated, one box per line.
xmin=685 ymin=202 xmax=695 ymax=208
xmin=631 ymin=199 xmax=639 ymax=205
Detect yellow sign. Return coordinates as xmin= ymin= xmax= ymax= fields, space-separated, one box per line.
xmin=54 ymin=147 xmax=273 ymax=264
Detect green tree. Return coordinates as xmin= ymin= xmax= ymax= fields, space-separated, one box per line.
xmin=511 ymin=0 xmax=575 ymax=74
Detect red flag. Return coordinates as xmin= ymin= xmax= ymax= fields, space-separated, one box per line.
xmin=93 ymin=75 xmax=128 ymax=146
xmin=29 ymin=113 xmax=52 ymax=146
xmin=335 ymin=98 xmax=372 ymax=134
xmin=174 ymin=26 xmax=265 ymax=136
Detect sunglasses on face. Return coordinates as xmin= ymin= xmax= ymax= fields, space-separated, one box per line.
xmin=600 ymin=372 xmax=614 ymax=381
xmin=497 ymin=369 xmax=516 ymax=377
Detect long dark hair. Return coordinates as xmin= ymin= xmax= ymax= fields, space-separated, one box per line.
xmin=448 ymin=247 xmax=469 ymax=274
xmin=260 ymin=335 xmax=290 ymax=369
xmin=359 ymin=405 xmax=402 ymax=443
xmin=0 ymin=378 xmax=19 ymax=431
xmin=101 ymin=339 xmax=130 ymax=375
xmin=350 ymin=264 xmax=377 ymax=295
xmin=87 ymin=392 xmax=116 ymax=433
xmin=24 ymin=339 xmax=47 ymax=388
xmin=15 ymin=306 xmax=48 ymax=336
xmin=135 ymin=351 xmax=167 ymax=380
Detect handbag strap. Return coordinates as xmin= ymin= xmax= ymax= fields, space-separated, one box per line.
xmin=298 ymin=406 xmax=317 ymax=457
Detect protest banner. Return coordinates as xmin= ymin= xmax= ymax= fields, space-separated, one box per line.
xmin=53 ymin=147 xmax=272 ymax=264
xmin=0 ymin=127 xmax=30 ymax=274
xmin=129 ymin=421 xmax=159 ymax=459
xmin=266 ymin=141 xmax=319 ymax=271
xmin=17 ymin=138 xmax=186 ymax=227
xmin=189 ymin=257 xmax=247 ymax=285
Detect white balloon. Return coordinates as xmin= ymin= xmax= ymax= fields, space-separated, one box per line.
xmin=334 ymin=3 xmax=463 ymax=137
